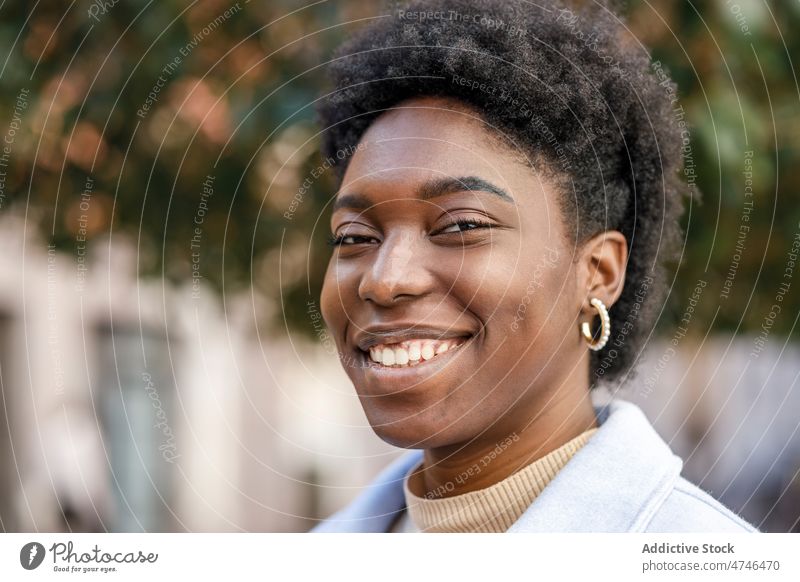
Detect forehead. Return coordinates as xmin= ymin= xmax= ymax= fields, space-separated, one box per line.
xmin=342 ymin=99 xmax=524 ymax=185
xmin=331 ymin=98 xmax=562 ymax=238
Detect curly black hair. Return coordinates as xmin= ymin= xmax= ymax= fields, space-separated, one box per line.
xmin=316 ymin=0 xmax=688 ymax=386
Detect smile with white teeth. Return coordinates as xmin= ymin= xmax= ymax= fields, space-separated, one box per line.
xmin=366 ymin=338 xmax=468 ymax=368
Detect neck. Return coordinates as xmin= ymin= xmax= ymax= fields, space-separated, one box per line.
xmin=411 ymin=372 xmax=598 ymax=499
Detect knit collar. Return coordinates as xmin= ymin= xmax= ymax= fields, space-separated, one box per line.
xmin=401 ymin=428 xmax=598 ymax=532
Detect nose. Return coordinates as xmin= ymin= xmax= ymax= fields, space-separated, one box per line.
xmin=358 ymin=229 xmax=433 ymax=306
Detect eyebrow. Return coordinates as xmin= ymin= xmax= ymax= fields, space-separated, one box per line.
xmin=332 ymin=175 xmax=514 ymax=212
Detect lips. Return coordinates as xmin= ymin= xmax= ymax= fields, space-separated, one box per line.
xmin=368 ymin=337 xmax=468 ymax=368
xmin=354 ymin=325 xmax=473 ymax=370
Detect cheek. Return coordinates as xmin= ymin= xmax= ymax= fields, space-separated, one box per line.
xmin=320 ymin=261 xmax=346 ymax=334
xmin=504 ymin=251 xmax=575 ymax=338
xmin=446 ymin=247 xmax=524 ymax=317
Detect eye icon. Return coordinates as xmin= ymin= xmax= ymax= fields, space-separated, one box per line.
xmin=20 ymin=542 xmax=46 ymax=570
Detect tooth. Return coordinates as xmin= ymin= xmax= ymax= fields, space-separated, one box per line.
xmin=421 ymin=343 xmax=435 ymax=360
xmin=381 ymin=348 xmax=395 ymax=366
xmin=408 ymin=342 xmax=421 ymax=361
xmin=370 ymin=348 xmax=381 ymax=363
xmin=436 ymin=342 xmax=449 ymax=355
xmin=395 ymin=348 xmax=409 ymax=365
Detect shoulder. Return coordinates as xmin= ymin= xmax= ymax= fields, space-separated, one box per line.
xmin=310 ymin=449 xmax=423 ymax=533
xmin=646 ymin=476 xmax=760 ymax=533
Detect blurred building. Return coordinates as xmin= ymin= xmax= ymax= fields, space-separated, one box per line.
xmin=0 ymin=215 xmax=398 ymax=533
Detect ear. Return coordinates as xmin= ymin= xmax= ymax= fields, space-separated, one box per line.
xmin=575 ymin=230 xmax=628 ymax=314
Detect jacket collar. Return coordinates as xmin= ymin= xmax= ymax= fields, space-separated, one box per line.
xmin=506 ymin=396 xmax=682 ymax=532
xmin=311 ymin=448 xmax=423 ymax=532
xmin=312 ymin=396 xmax=682 ymax=532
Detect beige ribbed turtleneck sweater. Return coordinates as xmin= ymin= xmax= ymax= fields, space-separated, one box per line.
xmin=391 ymin=427 xmax=598 ymax=532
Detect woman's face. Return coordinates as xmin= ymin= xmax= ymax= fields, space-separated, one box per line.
xmin=320 ymin=97 xmax=587 ymax=449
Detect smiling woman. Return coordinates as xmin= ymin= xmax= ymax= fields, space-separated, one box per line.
xmin=311 ymin=0 xmax=759 ymax=533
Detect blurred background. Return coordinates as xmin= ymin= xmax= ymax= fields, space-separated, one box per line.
xmin=0 ymin=0 xmax=798 ymax=532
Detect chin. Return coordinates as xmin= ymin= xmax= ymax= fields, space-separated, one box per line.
xmin=362 ymin=403 xmax=476 ymax=449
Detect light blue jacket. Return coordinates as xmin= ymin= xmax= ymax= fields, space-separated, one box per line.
xmin=311 ymin=397 xmax=759 ymax=532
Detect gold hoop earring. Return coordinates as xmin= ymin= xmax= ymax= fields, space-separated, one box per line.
xmin=581 ymin=297 xmax=611 ymax=351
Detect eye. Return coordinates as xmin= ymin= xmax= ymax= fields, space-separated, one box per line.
xmin=327 ymin=232 xmax=379 ymax=247
xmin=436 ymin=218 xmax=494 ymax=235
